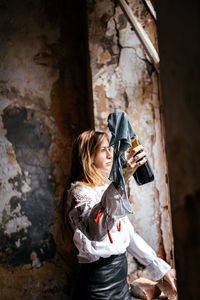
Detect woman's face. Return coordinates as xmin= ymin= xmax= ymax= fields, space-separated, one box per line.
xmin=93 ymin=137 xmax=113 ymax=173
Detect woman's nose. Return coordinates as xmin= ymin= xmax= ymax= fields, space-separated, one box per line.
xmin=106 ymin=148 xmax=112 ymax=158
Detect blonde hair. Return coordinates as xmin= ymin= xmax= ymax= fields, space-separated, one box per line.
xmin=69 ymin=130 xmax=109 ymax=187
xmin=57 ymin=130 xmax=109 ymax=238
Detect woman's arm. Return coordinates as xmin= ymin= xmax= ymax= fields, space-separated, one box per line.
xmin=123 ymin=147 xmax=177 ymax=292
xmin=68 ymin=145 xmax=147 ymax=240
xmin=125 ymin=217 xmax=171 ymax=280
xmin=125 ymin=217 xmax=177 ymax=292
xmin=68 ymin=183 xmax=131 ymax=241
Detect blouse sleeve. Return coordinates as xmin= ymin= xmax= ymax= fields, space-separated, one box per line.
xmin=125 ymin=217 xmax=171 ymax=280
xmin=68 ymin=183 xmax=130 ymax=241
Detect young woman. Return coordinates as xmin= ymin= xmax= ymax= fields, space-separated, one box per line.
xmin=62 ymin=130 xmax=176 ymax=300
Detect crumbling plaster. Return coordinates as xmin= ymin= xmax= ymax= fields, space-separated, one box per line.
xmin=0 ymin=1 xmax=91 ymax=299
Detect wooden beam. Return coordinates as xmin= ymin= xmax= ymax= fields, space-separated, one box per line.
xmin=119 ymin=0 xmax=159 ymax=71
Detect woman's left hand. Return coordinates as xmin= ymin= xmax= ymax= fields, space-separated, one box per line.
xmin=163 ymin=268 xmax=177 ymax=294
xmin=123 ymin=145 xmax=147 ymax=184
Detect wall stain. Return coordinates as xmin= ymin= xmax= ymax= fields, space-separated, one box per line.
xmin=1 ymin=105 xmax=56 ymax=267
xmin=0 ymin=0 xmax=94 ymax=298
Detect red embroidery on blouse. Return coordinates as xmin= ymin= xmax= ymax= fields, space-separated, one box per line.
xmin=107 ymin=230 xmax=113 ymax=243
xmin=75 ymin=194 xmax=91 ymax=202
xmin=117 ymin=220 xmax=121 ymax=232
xmin=94 ymin=208 xmax=103 ymax=223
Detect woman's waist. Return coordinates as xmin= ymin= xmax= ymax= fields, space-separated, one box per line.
xmin=78 ymin=249 xmax=127 ymax=263
xmin=80 ymin=252 xmax=127 ymax=272
xmin=95 ymin=252 xmax=126 ymax=264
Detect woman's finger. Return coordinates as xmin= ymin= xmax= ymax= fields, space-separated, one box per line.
xmin=126 ymin=150 xmax=147 ymax=167
xmin=126 ymin=145 xmax=144 ymax=160
xmin=134 ymin=156 xmax=148 ymax=169
xmin=123 ymin=155 xmax=148 ymax=184
xmin=126 ymin=155 xmax=147 ymax=173
xmin=133 ymin=150 xmax=147 ymax=163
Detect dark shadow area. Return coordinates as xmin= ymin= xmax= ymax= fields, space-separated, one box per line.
xmin=155 ymin=1 xmax=200 ymax=299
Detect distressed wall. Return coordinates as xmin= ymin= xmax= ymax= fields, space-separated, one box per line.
xmin=87 ymin=0 xmax=174 ymax=281
xmin=0 ymin=1 xmax=93 ymax=299
xmin=155 ymin=0 xmax=200 ymax=298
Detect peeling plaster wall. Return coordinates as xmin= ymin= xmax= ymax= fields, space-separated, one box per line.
xmin=0 ymin=1 xmax=92 ymax=299
xmin=87 ymin=0 xmax=174 ymax=281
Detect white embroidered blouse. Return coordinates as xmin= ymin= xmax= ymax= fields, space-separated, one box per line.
xmin=67 ymin=182 xmax=171 ymax=281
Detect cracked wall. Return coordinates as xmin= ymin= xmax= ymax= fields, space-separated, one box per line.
xmin=0 ymin=1 xmax=92 ymax=299
xmin=87 ymin=0 xmax=174 ymax=281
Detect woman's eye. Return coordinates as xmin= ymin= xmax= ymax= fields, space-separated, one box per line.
xmin=100 ymin=147 xmax=112 ymax=153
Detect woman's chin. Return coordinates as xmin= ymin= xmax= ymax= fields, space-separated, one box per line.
xmin=101 ymin=167 xmax=112 ymax=177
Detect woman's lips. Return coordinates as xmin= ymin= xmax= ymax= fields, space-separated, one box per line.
xmin=106 ymin=162 xmax=112 ymax=166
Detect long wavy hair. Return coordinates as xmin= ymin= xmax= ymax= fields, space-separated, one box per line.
xmin=68 ymin=130 xmax=109 ymax=186
xmin=57 ymin=130 xmax=109 ymax=238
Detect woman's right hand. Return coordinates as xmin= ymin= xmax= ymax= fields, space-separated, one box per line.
xmin=123 ymin=145 xmax=147 ymax=184
xmin=163 ymin=268 xmax=177 ymax=294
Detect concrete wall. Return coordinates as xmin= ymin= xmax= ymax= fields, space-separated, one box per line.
xmin=155 ymin=0 xmax=200 ymax=298
xmin=87 ymin=0 xmax=174 ymax=282
xmin=0 ymin=1 xmax=92 ymax=299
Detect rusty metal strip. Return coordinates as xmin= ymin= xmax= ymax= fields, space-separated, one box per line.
xmin=142 ymin=0 xmax=157 ymax=22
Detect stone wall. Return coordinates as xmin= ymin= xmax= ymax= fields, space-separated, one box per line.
xmin=0 ymin=1 xmax=92 ymax=299
xmin=87 ymin=0 xmax=174 ymax=282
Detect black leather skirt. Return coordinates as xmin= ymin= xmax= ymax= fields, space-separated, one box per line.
xmin=72 ymin=253 xmax=132 ymax=300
